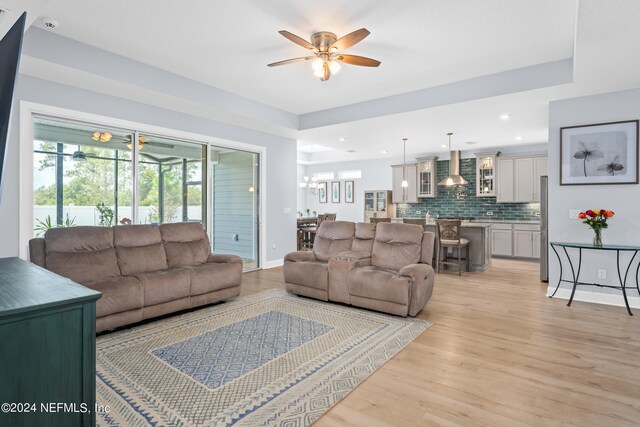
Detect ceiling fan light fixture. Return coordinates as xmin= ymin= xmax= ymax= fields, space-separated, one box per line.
xmin=311 ymin=57 xmax=324 ymax=71
xmin=328 ymin=60 xmax=341 ymax=74
xmin=92 ymin=131 xmax=112 ymax=143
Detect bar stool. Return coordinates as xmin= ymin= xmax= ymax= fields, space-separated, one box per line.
xmin=435 ymin=219 xmax=470 ymax=276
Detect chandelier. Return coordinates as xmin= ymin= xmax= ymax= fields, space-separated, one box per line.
xmin=299 ymin=176 xmax=318 ymax=194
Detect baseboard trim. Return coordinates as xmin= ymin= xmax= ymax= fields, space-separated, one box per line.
xmin=263 ymin=259 xmax=284 ymax=269
xmin=547 ymin=287 xmax=640 ymax=309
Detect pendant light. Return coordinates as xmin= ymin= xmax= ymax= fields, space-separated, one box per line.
xmin=401 ymin=138 xmax=409 ymax=188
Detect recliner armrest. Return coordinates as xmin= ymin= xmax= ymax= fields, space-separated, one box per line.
xmin=284 ymin=251 xmax=317 ymax=263
xmin=207 ymin=254 xmax=243 ymax=264
xmin=399 ymin=263 xmax=430 ymax=281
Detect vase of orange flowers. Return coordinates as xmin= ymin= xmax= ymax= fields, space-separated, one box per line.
xmin=577 ymin=209 xmax=614 ymax=247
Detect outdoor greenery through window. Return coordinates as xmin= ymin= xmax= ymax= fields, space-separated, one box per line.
xmin=33 ymin=117 xmax=205 ymax=235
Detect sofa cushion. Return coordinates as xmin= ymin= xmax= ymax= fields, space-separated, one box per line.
xmin=184 ymin=261 xmax=243 ymax=296
xmin=312 ymin=221 xmax=355 ymax=262
xmin=160 ymin=222 xmax=210 ymax=267
xmin=114 ymin=225 xmax=168 ymax=275
xmin=83 ymin=276 xmax=143 ymax=317
xmin=348 ymin=266 xmax=411 ymax=306
xmin=351 ymin=222 xmax=376 ymax=253
xmin=371 ymin=223 xmax=423 ymax=271
xmin=134 ymin=268 xmax=191 ymax=307
xmin=45 ymin=227 xmax=120 ymax=284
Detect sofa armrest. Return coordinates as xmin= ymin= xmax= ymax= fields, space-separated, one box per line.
xmin=29 ymin=238 xmax=46 ymax=268
xmin=207 ymin=254 xmax=243 ymax=264
xmin=336 ymin=250 xmax=371 ymax=261
xmin=284 ymin=251 xmax=317 ymax=263
xmin=399 ymin=263 xmax=430 ymax=281
xmin=399 ymin=263 xmax=435 ymax=317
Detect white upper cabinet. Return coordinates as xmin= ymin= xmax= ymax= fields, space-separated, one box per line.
xmin=416 ymin=157 xmax=438 ymax=198
xmin=475 ymin=152 xmax=498 ymax=197
xmin=391 ymin=164 xmax=418 ymax=203
xmin=497 ymin=158 xmax=515 ymax=202
xmin=497 ymin=155 xmax=547 ymax=203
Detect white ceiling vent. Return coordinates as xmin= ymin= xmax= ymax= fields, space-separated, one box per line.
xmin=0 ymin=8 xmax=10 ymax=24
xmin=42 ymin=17 xmax=58 ymax=30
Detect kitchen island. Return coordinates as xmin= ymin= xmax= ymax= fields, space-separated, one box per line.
xmin=392 ymin=219 xmax=492 ymax=272
xmin=425 ymin=223 xmax=492 ymax=272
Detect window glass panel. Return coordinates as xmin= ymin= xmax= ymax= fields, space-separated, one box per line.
xmin=33 ymin=117 xmax=134 ymax=234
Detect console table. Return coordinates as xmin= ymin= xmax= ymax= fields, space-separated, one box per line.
xmin=0 ymin=257 xmax=101 ymax=426
xmin=549 ymin=242 xmax=640 ymax=315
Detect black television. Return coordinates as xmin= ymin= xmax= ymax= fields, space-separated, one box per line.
xmin=0 ymin=12 xmax=26 ymax=202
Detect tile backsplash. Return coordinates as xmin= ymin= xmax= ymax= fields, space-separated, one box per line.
xmin=397 ymin=158 xmax=541 ymax=221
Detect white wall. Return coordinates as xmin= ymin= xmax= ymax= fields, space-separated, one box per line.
xmin=548 ymin=88 xmax=640 ymax=308
xmin=1 ymin=66 xmax=297 ymax=263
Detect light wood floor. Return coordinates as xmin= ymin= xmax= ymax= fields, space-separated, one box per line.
xmin=241 ymin=259 xmax=640 ymax=426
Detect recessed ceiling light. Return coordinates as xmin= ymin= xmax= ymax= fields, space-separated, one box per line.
xmin=465 ymin=141 xmax=477 ymax=145
xmin=346 ymin=149 xmax=356 ymax=153
xmin=515 ymin=136 xmax=523 ymax=141
xmin=441 ymin=144 xmax=447 ymax=148
xmin=338 ymin=137 xmax=345 ymax=142
xmin=500 ymin=114 xmax=511 ymax=120
xmin=381 ymin=150 xmax=388 ymax=154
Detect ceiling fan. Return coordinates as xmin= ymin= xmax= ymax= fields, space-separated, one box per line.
xmin=268 ymin=28 xmax=381 ymax=81
xmin=122 ymin=135 xmax=175 ymax=151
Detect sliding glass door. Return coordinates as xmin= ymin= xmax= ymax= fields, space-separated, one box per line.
xmin=32 ymin=115 xmax=260 ymax=271
xmin=210 ymin=148 xmax=260 ymax=270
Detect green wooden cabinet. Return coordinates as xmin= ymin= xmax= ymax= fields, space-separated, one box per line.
xmin=0 ymin=257 xmax=101 ymax=426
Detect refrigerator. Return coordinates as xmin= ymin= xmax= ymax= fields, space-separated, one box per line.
xmin=540 ymin=175 xmax=549 ymax=282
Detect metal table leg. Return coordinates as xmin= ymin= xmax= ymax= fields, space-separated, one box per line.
xmin=549 ymin=244 xmax=563 ymax=298
xmin=564 ymin=247 xmax=581 ymax=306
xmin=617 ymin=250 xmax=634 ymax=316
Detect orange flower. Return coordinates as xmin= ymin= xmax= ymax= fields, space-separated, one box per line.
xmin=604 ymin=210 xmax=615 ymax=218
xmin=578 ymin=212 xmax=586 ymax=219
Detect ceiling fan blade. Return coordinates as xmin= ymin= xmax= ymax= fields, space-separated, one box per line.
xmin=146 ymin=141 xmax=175 ymax=149
xmin=335 ymin=54 xmax=381 ymax=67
xmin=267 ymin=56 xmax=315 ymax=67
xmin=278 ymin=30 xmax=315 ymax=50
xmin=330 ymin=28 xmax=370 ymax=51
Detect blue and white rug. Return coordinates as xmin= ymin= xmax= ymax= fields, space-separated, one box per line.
xmin=96 ymin=289 xmax=431 ymax=426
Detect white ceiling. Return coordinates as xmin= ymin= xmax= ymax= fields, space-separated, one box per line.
xmin=11 ymin=0 xmax=640 ymax=163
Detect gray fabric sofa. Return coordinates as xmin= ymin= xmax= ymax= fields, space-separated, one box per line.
xmin=29 ymin=222 xmax=242 ymax=332
xmin=284 ymin=221 xmax=435 ymax=317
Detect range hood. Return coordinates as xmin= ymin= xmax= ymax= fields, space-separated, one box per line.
xmin=438 ymin=133 xmax=469 ymax=187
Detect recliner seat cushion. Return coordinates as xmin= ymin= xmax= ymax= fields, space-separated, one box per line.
xmin=160 ymin=222 xmax=210 ymax=267
xmin=371 ymin=223 xmax=423 ymax=271
xmin=312 ymin=221 xmax=355 ymax=262
xmin=186 ymin=262 xmax=243 ymax=296
xmin=44 ymin=226 xmax=120 ymax=284
xmin=348 ymin=266 xmax=410 ymax=306
xmin=114 ymin=224 xmax=168 ymax=275
xmin=283 ymin=260 xmax=329 ymax=291
xmin=83 ymin=276 xmax=143 ymax=317
xmin=135 ymin=268 xmax=191 ymax=307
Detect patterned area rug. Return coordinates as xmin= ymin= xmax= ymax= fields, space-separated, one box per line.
xmin=96 ymin=289 xmax=431 ymax=426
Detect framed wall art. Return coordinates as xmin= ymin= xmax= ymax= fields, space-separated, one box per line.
xmin=345 ymin=181 xmax=354 ymax=203
xmin=560 ymin=120 xmax=639 ymax=185
xmin=331 ymin=181 xmax=340 ymax=203
xmin=318 ymin=182 xmax=327 ymax=203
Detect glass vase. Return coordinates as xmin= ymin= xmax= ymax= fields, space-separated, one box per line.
xmin=593 ymin=228 xmax=603 ymax=247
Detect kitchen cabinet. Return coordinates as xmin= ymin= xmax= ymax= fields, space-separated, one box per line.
xmin=496 ymin=158 xmax=515 ymax=202
xmin=391 ymin=164 xmax=417 ymax=203
xmin=513 ymin=224 xmax=541 ymax=258
xmin=491 ymin=223 xmax=513 ymax=256
xmin=475 ymin=152 xmax=498 ymax=197
xmin=497 ymin=155 xmax=547 ymax=203
xmin=364 ymin=190 xmax=394 ymax=222
xmin=416 ymin=157 xmax=438 ymax=198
